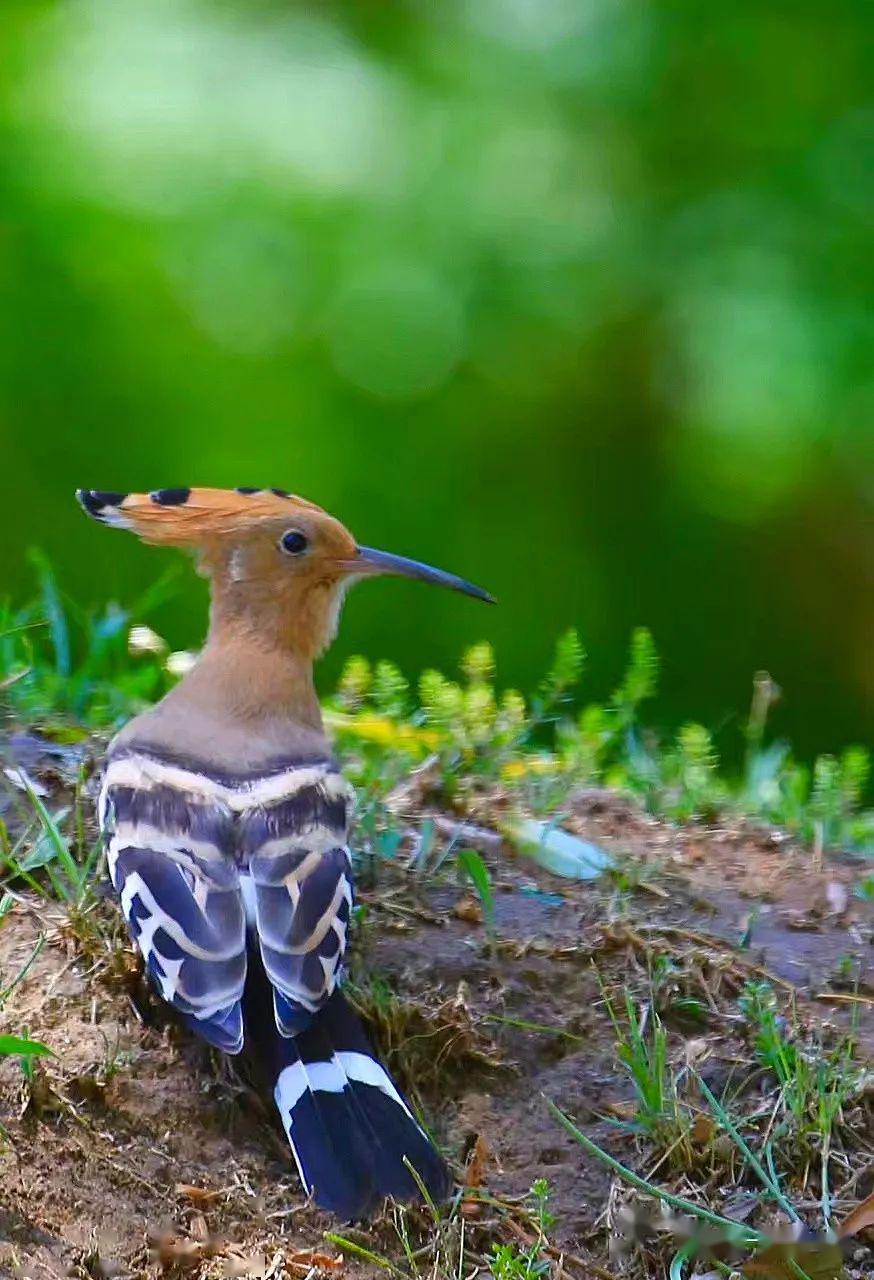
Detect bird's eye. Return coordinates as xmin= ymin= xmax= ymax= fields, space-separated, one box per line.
xmin=280 ymin=529 xmax=309 ymax=556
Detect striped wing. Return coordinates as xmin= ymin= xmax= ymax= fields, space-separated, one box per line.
xmin=100 ymin=767 xmax=247 ymax=1053
xmin=239 ymin=773 xmax=353 ymax=1036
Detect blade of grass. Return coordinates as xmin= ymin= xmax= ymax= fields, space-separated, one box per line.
xmin=484 ymin=1013 xmax=583 ymax=1043
xmin=457 ymin=847 xmax=494 ymax=930
xmin=0 ymin=932 xmax=45 ymax=1002
xmin=669 ymin=1241 xmax=697 ymax=1279
xmin=21 ymin=779 xmax=83 ymax=899
xmin=324 ymin=1233 xmax=406 ymax=1277
xmin=1 ymin=841 xmax=53 ymax=898
xmin=698 ymin=1077 xmax=800 ymax=1223
xmin=544 ymin=1096 xmax=764 ymax=1248
xmin=402 ymin=1155 xmax=443 ymax=1226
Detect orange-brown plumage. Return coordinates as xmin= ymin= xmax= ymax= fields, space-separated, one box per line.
xmin=80 ymin=486 xmax=359 ymax=657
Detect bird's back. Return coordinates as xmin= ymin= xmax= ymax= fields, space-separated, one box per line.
xmin=99 ymin=727 xmax=450 ymax=1218
xmin=100 ymin=733 xmax=354 ymax=1048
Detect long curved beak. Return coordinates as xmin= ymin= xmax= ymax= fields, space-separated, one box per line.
xmin=345 ymin=545 xmax=496 ymax=604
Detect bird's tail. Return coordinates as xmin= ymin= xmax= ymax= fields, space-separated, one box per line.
xmin=243 ymin=956 xmax=451 ymax=1220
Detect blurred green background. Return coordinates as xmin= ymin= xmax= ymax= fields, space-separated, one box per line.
xmin=0 ymin=0 xmax=871 ymax=761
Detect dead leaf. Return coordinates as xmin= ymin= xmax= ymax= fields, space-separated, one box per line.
xmin=3 ymin=766 xmax=49 ymax=795
xmin=286 ymin=1250 xmax=344 ymax=1271
xmin=604 ymin=1100 xmax=638 ymax=1121
xmin=175 ymin=1183 xmax=223 ymax=1205
xmin=690 ymin=1112 xmax=715 ymax=1145
xmin=720 ymin=1196 xmax=758 ymax=1224
xmin=783 ymin=911 xmax=822 ymax=932
xmin=461 ymin=1133 xmax=490 ymax=1217
xmin=190 ymin=1214 xmax=209 ymax=1242
xmin=453 ymin=980 xmax=472 ymax=1012
xmin=454 ymin=894 xmax=483 ymax=924
xmin=464 ymin=1134 xmax=490 ymax=1190
xmin=741 ymin=1239 xmax=845 ymax=1279
xmin=838 ymin=1188 xmax=874 ymax=1238
xmin=150 ymin=1229 xmax=222 ymax=1272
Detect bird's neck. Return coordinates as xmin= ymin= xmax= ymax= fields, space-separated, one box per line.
xmin=198 ymin=573 xmax=324 ymax=726
xmin=165 ymin=583 xmax=325 ymax=735
xmin=112 ymin=577 xmax=336 ymax=771
xmin=181 ymin=632 xmax=323 ymax=730
xmin=113 ymin=628 xmax=327 ymax=773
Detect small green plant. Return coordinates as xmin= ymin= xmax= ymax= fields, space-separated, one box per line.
xmin=657 ymin=722 xmax=727 ymax=821
xmin=0 ymin=919 xmax=53 ymax=1098
xmin=612 ymin=625 xmax=659 ymax=731
xmin=738 ymin=979 xmax=861 ymax=1162
xmin=597 ymin=973 xmax=692 ymax=1156
xmin=1 ymin=772 xmax=103 ymax=905
xmin=556 ymin=626 xmax=660 ymax=787
xmin=329 ymin=628 xmax=871 ymax=856
xmin=855 ymin=875 xmax=874 ymax=901
xmin=417 ymin=636 xmax=543 ymax=780
xmin=490 ymin=1179 xmax=553 ymax=1280
xmin=371 ymin=660 xmax=411 ymax=720
xmin=649 ymin=953 xmax=708 ymax=1025
xmin=809 ymin=747 xmax=870 ymax=849
xmin=0 ymin=555 xmax=179 ymax=730
xmin=332 ymin=631 xmax=583 ymax=799
xmin=531 ymin=629 xmax=586 ymax=724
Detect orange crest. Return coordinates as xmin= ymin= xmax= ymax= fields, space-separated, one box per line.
xmin=75 ymin=487 xmax=325 ymax=547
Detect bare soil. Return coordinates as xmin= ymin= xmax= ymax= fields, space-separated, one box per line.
xmin=1 ymin=782 xmax=872 ymax=1280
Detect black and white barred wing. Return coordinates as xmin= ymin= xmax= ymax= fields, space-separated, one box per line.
xmin=100 ymin=758 xmax=247 ymax=1053
xmin=239 ymin=770 xmax=354 ymax=1036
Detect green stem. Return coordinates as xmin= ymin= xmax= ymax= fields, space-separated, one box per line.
xmin=324 ymin=1233 xmax=406 ymax=1277
xmin=698 ymin=1078 xmax=800 ymax=1223
xmin=544 ymin=1097 xmax=763 ymax=1247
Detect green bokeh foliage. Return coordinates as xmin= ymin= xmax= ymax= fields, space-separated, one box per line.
xmin=0 ymin=0 xmax=870 ymax=760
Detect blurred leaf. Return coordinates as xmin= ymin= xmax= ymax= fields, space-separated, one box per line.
xmin=28 ymin=549 xmax=70 ymax=677
xmin=16 ymin=807 xmax=71 ymax=873
xmin=510 ymin=819 xmax=612 ymax=880
xmin=0 ymin=1034 xmax=53 ymax=1058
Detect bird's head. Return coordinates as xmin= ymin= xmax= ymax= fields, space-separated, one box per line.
xmin=76 ymin=486 xmax=493 ymax=659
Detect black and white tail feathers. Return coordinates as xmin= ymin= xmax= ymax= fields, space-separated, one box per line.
xmin=244 ymin=951 xmax=451 ymax=1221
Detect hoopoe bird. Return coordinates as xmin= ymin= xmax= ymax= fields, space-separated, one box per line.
xmin=76 ymin=486 xmax=493 ymax=1220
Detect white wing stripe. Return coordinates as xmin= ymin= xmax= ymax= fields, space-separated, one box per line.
xmin=119 ymin=871 xmax=243 ymax=963
xmin=104 ymin=755 xmax=352 ymax=811
xmin=269 ymin=876 xmax=349 ymax=957
xmin=108 ymin=822 xmax=229 ymax=866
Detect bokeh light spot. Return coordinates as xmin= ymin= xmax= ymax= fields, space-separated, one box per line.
xmin=327 ymin=266 xmax=465 ymax=401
